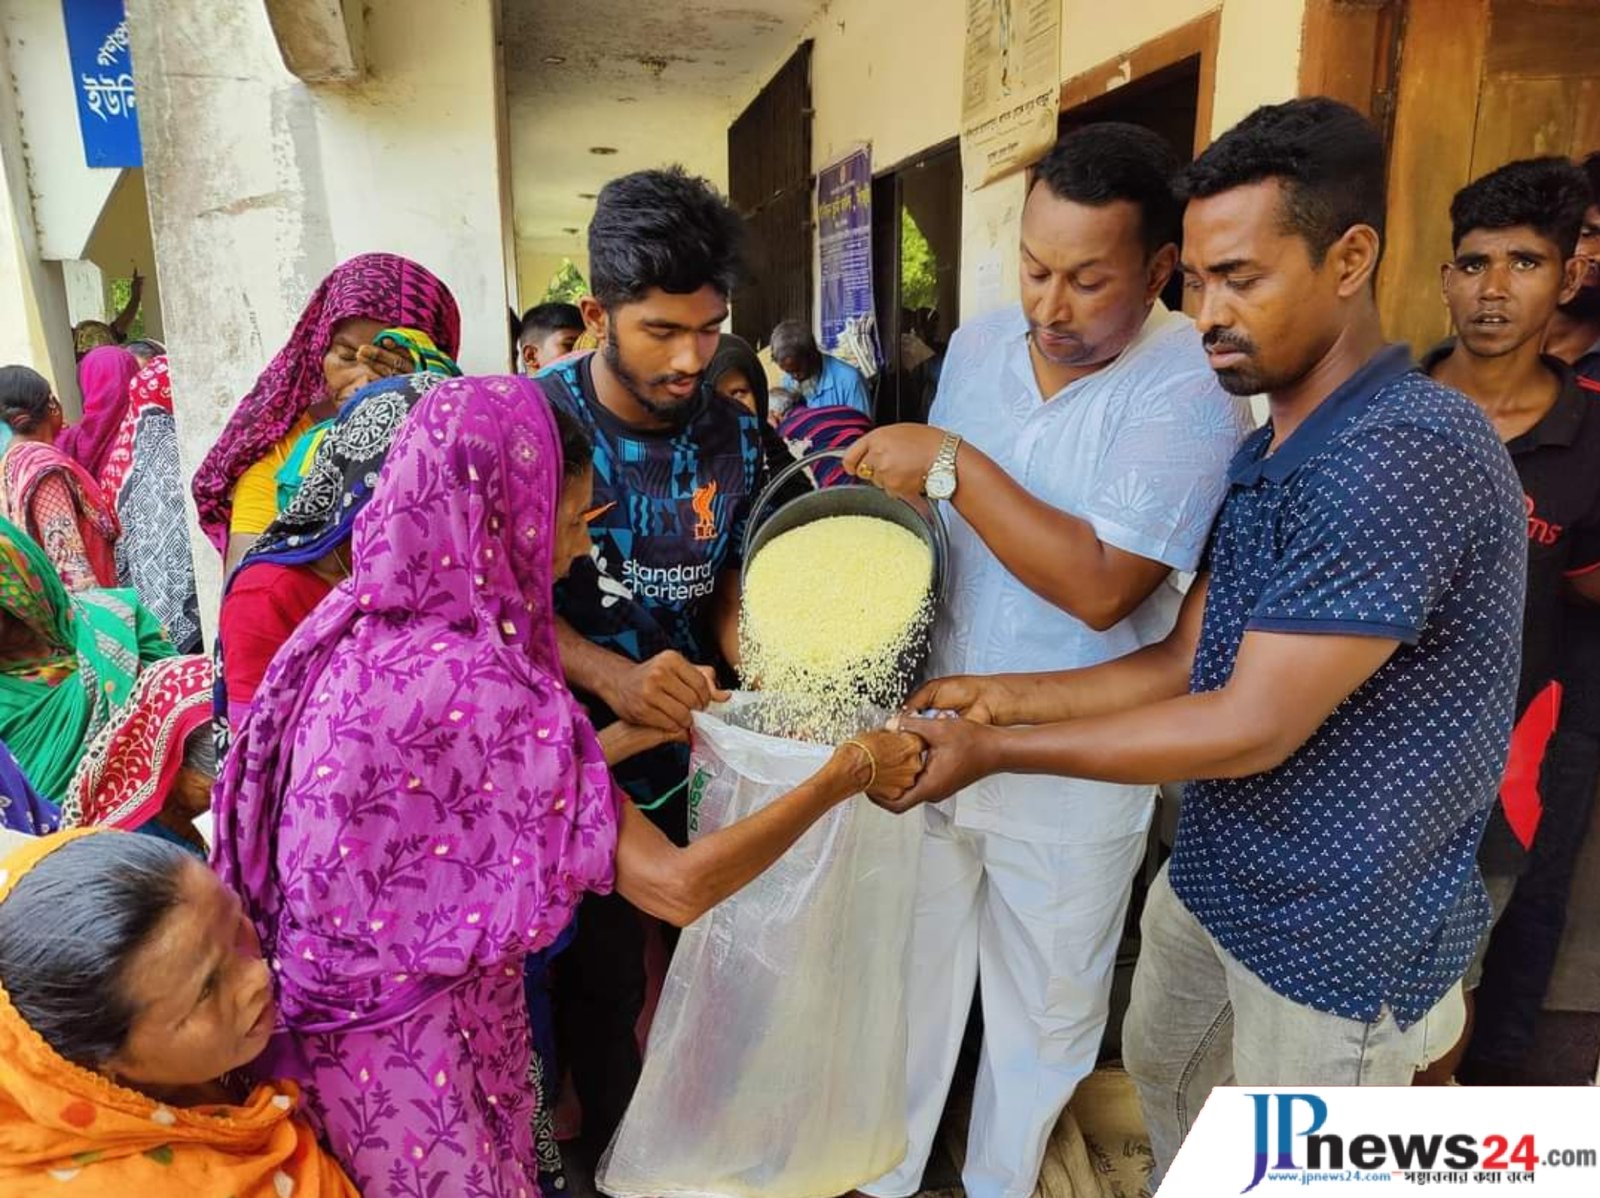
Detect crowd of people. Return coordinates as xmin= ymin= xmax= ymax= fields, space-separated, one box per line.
xmin=0 ymin=92 xmax=1596 ymax=1198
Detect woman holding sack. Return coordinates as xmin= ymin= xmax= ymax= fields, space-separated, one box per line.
xmin=211 ymin=374 xmax=921 ymax=1198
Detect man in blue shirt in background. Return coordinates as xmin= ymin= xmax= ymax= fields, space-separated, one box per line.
xmin=771 ymin=318 xmax=874 ymax=418
xmin=887 ymin=98 xmax=1529 ymax=1186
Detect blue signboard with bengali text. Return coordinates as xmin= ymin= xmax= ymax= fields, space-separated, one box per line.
xmin=61 ymin=0 xmax=142 ymax=168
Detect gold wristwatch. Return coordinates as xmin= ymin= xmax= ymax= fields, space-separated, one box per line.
xmin=924 ymin=432 xmax=962 ymax=500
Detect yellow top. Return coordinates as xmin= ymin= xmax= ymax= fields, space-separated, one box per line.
xmin=229 ymin=413 xmax=314 ymax=536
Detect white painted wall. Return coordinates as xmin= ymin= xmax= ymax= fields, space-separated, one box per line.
xmin=0 ymin=12 xmax=78 ymax=401
xmin=61 ymin=260 xmax=106 ymax=326
xmin=958 ymin=0 xmax=1309 ymax=321
xmin=128 ymin=0 xmax=510 ymax=633
xmin=731 ymin=0 xmax=1310 ymax=329
xmin=806 ymin=0 xmax=967 ymax=173
xmin=310 ymin=3 xmax=508 ymax=371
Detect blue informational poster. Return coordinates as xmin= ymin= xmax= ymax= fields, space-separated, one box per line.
xmin=61 ymin=0 xmax=142 ymax=168
xmin=816 ymin=147 xmax=880 ymax=369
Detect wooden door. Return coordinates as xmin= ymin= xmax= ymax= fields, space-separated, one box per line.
xmin=1380 ymin=0 xmax=1600 ymax=353
xmin=728 ymin=43 xmax=813 ymax=347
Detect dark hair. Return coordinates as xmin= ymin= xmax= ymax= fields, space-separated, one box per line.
xmin=548 ymin=399 xmax=594 ymax=478
xmin=124 ymin=338 xmax=166 ymax=361
xmin=1182 ymin=97 xmax=1387 ymax=264
xmin=588 ymin=167 xmax=745 ymax=307
xmin=706 ymin=333 xmax=770 ymax=418
xmin=0 ymin=834 xmax=191 ymax=1069
xmin=1450 ymin=157 xmax=1591 ymax=257
xmin=518 ymin=303 xmax=584 ymax=346
xmin=1033 ymin=122 xmax=1183 ymax=254
xmin=0 ymin=365 xmax=55 ymax=434
xmin=1578 ymin=151 xmax=1600 ymax=209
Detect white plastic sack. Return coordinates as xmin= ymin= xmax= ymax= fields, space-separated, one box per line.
xmin=598 ymin=694 xmax=922 ymax=1198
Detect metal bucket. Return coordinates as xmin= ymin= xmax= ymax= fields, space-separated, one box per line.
xmin=740 ymin=448 xmax=949 ymax=704
xmin=741 ymin=448 xmax=950 ymax=599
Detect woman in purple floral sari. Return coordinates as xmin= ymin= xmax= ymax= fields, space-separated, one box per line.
xmin=209 ymin=375 xmax=921 ymax=1198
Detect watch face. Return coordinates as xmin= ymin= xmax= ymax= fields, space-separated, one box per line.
xmin=925 ymin=469 xmax=956 ymax=500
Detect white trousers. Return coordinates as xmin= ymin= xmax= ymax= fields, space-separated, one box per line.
xmin=862 ymin=807 xmax=1149 ymax=1198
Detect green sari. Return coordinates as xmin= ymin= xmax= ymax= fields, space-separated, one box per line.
xmin=0 ymin=516 xmax=173 ymax=802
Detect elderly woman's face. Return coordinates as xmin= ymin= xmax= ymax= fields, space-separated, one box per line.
xmin=321 ymin=317 xmax=391 ymax=410
xmin=106 ymin=862 xmax=276 ymax=1090
xmin=714 ymin=368 xmax=757 ymax=414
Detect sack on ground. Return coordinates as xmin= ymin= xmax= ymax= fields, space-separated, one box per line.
xmin=597 ymin=694 xmax=922 ymax=1198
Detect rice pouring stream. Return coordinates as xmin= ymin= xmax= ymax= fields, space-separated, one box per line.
xmin=739 ymin=514 xmax=935 ymax=739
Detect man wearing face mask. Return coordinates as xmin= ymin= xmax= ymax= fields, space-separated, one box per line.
xmin=1545 ymin=152 xmax=1600 ymax=383
xmin=848 ymin=124 xmax=1251 ymax=1198
xmin=534 ymin=166 xmax=762 ymax=1168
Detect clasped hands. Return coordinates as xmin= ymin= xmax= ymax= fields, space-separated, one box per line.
xmin=829 ymin=672 xmax=1018 ymax=811
xmin=597 ymin=646 xmax=1009 ymax=810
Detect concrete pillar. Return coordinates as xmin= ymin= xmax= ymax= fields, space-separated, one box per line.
xmin=126 ymin=0 xmax=512 ymax=633
xmin=0 ymin=3 xmax=85 ymax=404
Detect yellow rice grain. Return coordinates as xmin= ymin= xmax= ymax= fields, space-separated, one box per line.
xmin=740 ymin=515 xmax=934 ymax=739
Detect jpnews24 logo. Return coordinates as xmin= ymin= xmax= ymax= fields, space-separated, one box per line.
xmin=1158 ymin=1087 xmax=1600 ymax=1195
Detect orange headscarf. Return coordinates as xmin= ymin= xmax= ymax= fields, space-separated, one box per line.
xmin=0 ymin=830 xmax=358 ymax=1196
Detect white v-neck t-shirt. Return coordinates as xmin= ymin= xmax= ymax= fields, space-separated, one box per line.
xmin=929 ymin=301 xmax=1253 ymax=844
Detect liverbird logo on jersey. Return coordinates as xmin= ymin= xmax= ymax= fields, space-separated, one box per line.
xmin=691 ymin=479 xmax=719 ymax=542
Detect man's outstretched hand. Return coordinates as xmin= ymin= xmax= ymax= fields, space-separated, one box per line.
xmin=869 ymin=713 xmax=1004 ymax=813
xmin=904 ymin=674 xmax=1015 ymax=726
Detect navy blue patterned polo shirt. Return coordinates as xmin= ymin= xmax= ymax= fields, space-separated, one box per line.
xmin=1169 ymin=345 xmax=1527 ymax=1027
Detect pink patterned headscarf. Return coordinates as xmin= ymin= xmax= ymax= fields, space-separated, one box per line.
xmin=99 ymin=356 xmax=172 ymax=500
xmin=209 ymin=375 xmax=617 ymax=1030
xmin=60 ymin=345 xmax=140 ymax=481
xmin=190 ymin=253 xmax=460 ymax=550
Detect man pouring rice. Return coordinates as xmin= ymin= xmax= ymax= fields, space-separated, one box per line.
xmin=845 ymin=123 xmax=1252 ymax=1198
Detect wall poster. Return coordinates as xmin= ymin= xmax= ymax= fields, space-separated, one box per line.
xmin=816 ymin=146 xmax=879 ymax=374
xmin=960 ymin=0 xmax=1061 ymax=189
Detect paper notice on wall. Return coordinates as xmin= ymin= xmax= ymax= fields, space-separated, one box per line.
xmin=960 ymin=0 xmax=1061 ymax=190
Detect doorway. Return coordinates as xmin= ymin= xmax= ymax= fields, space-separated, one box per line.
xmin=871 ymin=143 xmax=963 ymax=425
xmin=1378 ymin=0 xmax=1600 ymax=351
xmin=1058 ymin=54 xmax=1201 ymax=166
xmin=1058 ymin=55 xmax=1202 ymax=314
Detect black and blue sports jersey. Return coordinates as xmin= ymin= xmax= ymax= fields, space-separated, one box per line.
xmin=537 ymin=352 xmax=762 ymax=837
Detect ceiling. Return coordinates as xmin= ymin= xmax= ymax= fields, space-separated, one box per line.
xmin=502 ymin=0 xmax=827 ymax=268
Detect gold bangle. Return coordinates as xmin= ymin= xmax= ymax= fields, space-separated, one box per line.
xmin=843 ymin=738 xmax=877 ymax=792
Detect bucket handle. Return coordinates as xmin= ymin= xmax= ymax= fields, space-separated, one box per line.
xmin=742 ymin=447 xmax=950 ymax=603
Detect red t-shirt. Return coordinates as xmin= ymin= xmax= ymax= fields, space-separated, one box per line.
xmin=219 ymin=562 xmax=334 ymax=720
